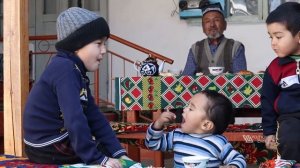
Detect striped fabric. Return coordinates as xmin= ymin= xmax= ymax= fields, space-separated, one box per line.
xmin=145 ymin=124 xmax=246 ymax=168
xmin=275 ymin=158 xmax=296 ymax=168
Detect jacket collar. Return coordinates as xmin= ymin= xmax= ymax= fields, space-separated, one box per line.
xmin=278 ymin=56 xmax=295 ymax=65
xmin=56 ymin=50 xmax=87 ymax=74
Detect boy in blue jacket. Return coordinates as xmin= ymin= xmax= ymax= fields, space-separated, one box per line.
xmin=261 ymin=2 xmax=300 ymax=167
xmin=23 ymin=7 xmax=130 ymax=167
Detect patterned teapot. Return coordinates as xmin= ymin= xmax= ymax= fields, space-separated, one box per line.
xmin=134 ymin=56 xmax=165 ymax=76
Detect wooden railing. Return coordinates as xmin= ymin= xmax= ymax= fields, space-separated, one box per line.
xmin=110 ymin=34 xmax=173 ymax=64
xmin=1 ymin=34 xmax=174 ymax=108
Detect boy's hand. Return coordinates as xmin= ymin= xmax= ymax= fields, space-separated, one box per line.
xmin=120 ymin=155 xmax=132 ymax=161
xmin=153 ymin=109 xmax=176 ymax=130
xmin=265 ymin=135 xmax=277 ymax=150
xmin=105 ymin=157 xmax=122 ymax=168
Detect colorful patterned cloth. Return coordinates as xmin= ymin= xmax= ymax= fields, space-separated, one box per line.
xmin=0 ymin=155 xmax=144 ymax=168
xmin=0 ymin=155 xmax=58 ymax=168
xmin=114 ymin=74 xmax=268 ymax=166
xmin=115 ymin=74 xmax=263 ymax=111
xmin=260 ymin=159 xmax=300 ymax=168
xmin=275 ymin=158 xmax=297 ymax=168
xmin=233 ymin=142 xmax=276 ymax=165
xmin=111 ymin=122 xmax=275 ymax=165
xmin=63 ymin=159 xmax=143 ymax=168
xmin=110 ymin=122 xmax=179 ymax=134
xmin=111 ymin=122 xmax=263 ymax=134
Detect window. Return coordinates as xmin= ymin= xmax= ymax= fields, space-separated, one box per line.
xmin=81 ymin=1 xmax=100 ymax=11
xmin=43 ymin=0 xmax=57 ymax=15
xmin=226 ymin=0 xmax=264 ymax=22
xmin=67 ymin=0 xmax=100 ymax=11
xmin=227 ymin=0 xmax=300 ymax=22
xmin=42 ymin=0 xmax=101 ymax=22
xmin=183 ymin=0 xmax=300 ymax=23
xmin=269 ymin=0 xmax=300 ymax=13
xmin=229 ymin=0 xmax=259 ymax=16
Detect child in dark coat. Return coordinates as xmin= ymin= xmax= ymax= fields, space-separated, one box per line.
xmin=261 ymin=2 xmax=300 ymax=167
xmin=23 ymin=7 xmax=130 ymax=168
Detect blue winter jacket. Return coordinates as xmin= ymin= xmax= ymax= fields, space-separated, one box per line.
xmin=23 ymin=50 xmax=126 ymax=165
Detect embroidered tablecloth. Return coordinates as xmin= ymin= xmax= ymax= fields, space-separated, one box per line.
xmin=115 ymin=74 xmax=263 ymax=111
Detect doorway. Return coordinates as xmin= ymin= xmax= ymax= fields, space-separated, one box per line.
xmin=31 ymin=0 xmax=109 ymax=100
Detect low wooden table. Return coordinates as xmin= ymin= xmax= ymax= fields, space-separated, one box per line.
xmin=114 ymin=74 xmax=265 ymax=166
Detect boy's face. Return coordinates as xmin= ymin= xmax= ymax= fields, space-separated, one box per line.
xmin=76 ymin=37 xmax=107 ymax=72
xmin=181 ymin=93 xmax=214 ymax=134
xmin=267 ymin=23 xmax=300 ymax=57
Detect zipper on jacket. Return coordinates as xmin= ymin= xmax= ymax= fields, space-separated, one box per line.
xmin=296 ymin=59 xmax=300 ymax=81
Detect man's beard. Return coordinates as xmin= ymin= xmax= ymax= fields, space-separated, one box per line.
xmin=207 ymin=32 xmax=222 ymax=39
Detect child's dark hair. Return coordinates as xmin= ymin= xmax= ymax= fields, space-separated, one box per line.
xmin=201 ymin=90 xmax=234 ymax=134
xmin=266 ymin=2 xmax=300 ymax=36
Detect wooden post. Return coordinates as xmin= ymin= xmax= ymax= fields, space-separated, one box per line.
xmin=3 ymin=0 xmax=29 ymax=156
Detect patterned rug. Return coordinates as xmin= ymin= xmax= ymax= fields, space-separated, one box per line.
xmin=0 ymin=155 xmax=141 ymax=168
xmin=112 ymin=122 xmax=276 ymax=166
xmin=0 ymin=123 xmax=275 ymax=167
xmin=0 ymin=155 xmax=59 ymax=168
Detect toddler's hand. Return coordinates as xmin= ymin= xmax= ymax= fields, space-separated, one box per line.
xmin=153 ymin=109 xmax=176 ymax=129
xmin=265 ymin=135 xmax=277 ymax=151
xmin=105 ymin=157 xmax=122 ymax=168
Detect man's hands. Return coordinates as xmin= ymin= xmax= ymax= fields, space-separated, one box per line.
xmin=265 ymin=134 xmax=277 ymax=150
xmin=153 ymin=109 xmax=176 ymax=130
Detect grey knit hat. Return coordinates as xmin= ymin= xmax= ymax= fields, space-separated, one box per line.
xmin=55 ymin=7 xmax=110 ymax=52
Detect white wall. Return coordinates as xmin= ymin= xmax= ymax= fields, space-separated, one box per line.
xmin=108 ymin=0 xmax=276 ymax=73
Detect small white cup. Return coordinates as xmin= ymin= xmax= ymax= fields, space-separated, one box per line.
xmin=208 ymin=66 xmax=224 ymax=75
xmin=182 ymin=156 xmax=210 ymax=168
